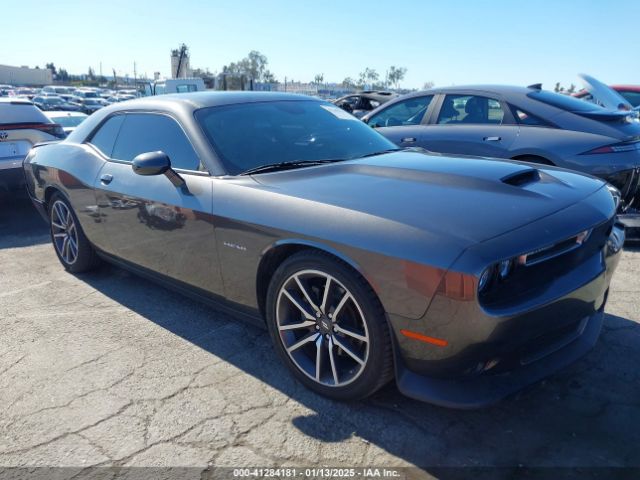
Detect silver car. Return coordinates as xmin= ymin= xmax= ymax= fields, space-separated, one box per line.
xmin=362 ymin=85 xmax=640 ymax=230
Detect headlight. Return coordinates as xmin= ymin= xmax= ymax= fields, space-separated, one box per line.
xmin=478 ymin=266 xmax=494 ymax=293
xmin=498 ymin=259 xmax=512 ymax=279
xmin=478 ymin=259 xmax=514 ymax=294
xmin=606 ymin=183 xmax=621 ymax=210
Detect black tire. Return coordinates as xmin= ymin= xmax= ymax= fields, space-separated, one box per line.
xmin=265 ymin=250 xmax=393 ymax=401
xmin=48 ymin=192 xmax=100 ymax=273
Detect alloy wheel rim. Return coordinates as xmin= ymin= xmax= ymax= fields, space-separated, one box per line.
xmin=276 ymin=269 xmax=370 ymax=387
xmin=51 ymin=200 xmax=79 ymax=265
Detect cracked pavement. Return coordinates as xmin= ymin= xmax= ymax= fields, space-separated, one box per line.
xmin=1 ymin=198 xmax=639 ymax=477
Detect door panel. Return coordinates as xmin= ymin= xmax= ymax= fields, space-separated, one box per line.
xmin=419 ymin=94 xmax=520 ymax=158
xmin=419 ymin=124 xmax=520 ymax=158
xmin=94 ymin=162 xmax=224 ymax=295
xmin=373 ymin=125 xmax=426 ymax=147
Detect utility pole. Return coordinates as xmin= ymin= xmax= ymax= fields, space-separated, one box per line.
xmin=133 ymin=61 xmax=137 ymax=89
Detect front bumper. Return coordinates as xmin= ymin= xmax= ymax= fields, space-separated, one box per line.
xmin=391 ymin=212 xmax=624 ymax=408
xmin=395 ymin=307 xmax=604 ymax=409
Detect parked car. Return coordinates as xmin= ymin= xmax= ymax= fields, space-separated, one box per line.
xmin=0 ymin=84 xmax=14 ymax=97
xmin=575 ymin=85 xmax=640 ymax=109
xmin=42 ymin=85 xmax=75 ymax=96
xmin=0 ymin=98 xmax=64 ymax=193
xmin=361 ymin=85 xmax=640 ymax=232
xmin=23 ymin=92 xmax=624 ymax=407
xmin=44 ymin=111 xmax=88 ymax=135
xmin=105 ymin=94 xmax=136 ymax=105
xmin=32 ymin=95 xmax=81 ymax=112
xmin=334 ymin=91 xmax=398 ymax=118
xmin=72 ymin=98 xmax=104 ymax=114
xmin=72 ymin=89 xmax=101 ymax=100
xmin=13 ymin=87 xmax=37 ymax=99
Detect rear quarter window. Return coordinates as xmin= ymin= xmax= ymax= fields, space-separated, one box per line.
xmin=88 ymin=115 xmax=125 ymax=157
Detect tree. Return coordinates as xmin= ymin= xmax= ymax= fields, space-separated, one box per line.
xmin=341 ymin=77 xmax=355 ymax=89
xmin=58 ymin=69 xmax=69 ymax=82
xmin=422 ymin=81 xmax=435 ymax=90
xmin=88 ymin=67 xmax=95 ymax=80
xmin=314 ymin=73 xmax=324 ymax=85
xmin=387 ymin=66 xmax=407 ymax=89
xmin=554 ymin=82 xmax=564 ymax=93
xmin=566 ymin=83 xmax=576 ymax=94
xmin=263 ymin=70 xmax=277 ymax=83
xmin=45 ymin=62 xmax=57 ymax=77
xmin=220 ymin=50 xmax=274 ymax=88
xmin=243 ymin=50 xmax=268 ymax=81
xmin=357 ymin=68 xmax=378 ymax=89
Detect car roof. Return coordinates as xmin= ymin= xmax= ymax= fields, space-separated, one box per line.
xmin=113 ymin=91 xmax=323 ymax=110
xmin=338 ymin=91 xmax=398 ymax=101
xmin=0 ymin=98 xmax=33 ymax=105
xmin=402 ymin=84 xmax=536 ymax=98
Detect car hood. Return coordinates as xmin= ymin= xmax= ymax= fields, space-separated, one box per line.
xmin=253 ymin=152 xmax=606 ymax=246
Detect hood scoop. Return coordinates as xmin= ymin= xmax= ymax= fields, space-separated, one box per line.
xmin=501 ymin=168 xmax=541 ymax=187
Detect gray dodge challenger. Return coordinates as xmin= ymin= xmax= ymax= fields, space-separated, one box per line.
xmin=23 ymin=92 xmax=624 ymax=408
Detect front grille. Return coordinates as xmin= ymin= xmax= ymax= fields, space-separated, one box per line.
xmin=480 ymin=217 xmax=613 ymax=310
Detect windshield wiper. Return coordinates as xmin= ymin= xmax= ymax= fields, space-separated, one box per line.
xmin=239 ymin=159 xmax=344 ymax=176
xmin=350 ymin=146 xmax=424 ymax=160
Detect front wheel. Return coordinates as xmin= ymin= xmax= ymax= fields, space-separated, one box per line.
xmin=266 ymin=251 xmax=393 ymax=401
xmin=49 ymin=193 xmax=100 ymax=273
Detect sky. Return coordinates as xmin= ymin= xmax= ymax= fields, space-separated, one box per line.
xmin=2 ymin=0 xmax=639 ymax=89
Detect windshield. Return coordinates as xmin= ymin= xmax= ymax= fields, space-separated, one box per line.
xmin=50 ymin=115 xmax=86 ymax=127
xmin=195 ymin=100 xmax=397 ymax=175
xmin=45 ymin=98 xmax=62 ymax=104
xmin=527 ymin=90 xmax=606 ymax=112
xmin=84 ymin=99 xmax=99 ymax=105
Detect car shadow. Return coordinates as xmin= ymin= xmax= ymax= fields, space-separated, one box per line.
xmin=0 ymin=195 xmax=49 ymax=248
xmin=76 ymin=262 xmax=640 ymax=474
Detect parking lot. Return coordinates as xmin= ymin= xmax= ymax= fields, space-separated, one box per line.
xmin=1 ymin=197 xmax=639 ymax=476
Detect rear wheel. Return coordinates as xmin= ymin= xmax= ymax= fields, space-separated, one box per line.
xmin=49 ymin=193 xmax=100 ymax=273
xmin=266 ymin=251 xmax=393 ymax=400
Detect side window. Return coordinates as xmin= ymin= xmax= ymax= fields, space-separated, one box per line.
xmin=437 ymin=95 xmax=504 ymax=125
xmin=511 ymin=107 xmax=548 ymax=126
xmin=368 ymin=96 xmax=433 ymax=128
xmin=176 ymin=84 xmax=198 ymax=93
xmin=111 ymin=113 xmax=201 ymax=171
xmin=88 ymin=115 xmax=125 ymax=157
xmin=337 ymin=96 xmax=358 ymax=108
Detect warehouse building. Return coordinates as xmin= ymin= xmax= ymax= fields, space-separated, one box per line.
xmin=0 ymin=64 xmax=53 ymax=86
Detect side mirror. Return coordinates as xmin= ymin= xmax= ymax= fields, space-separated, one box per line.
xmin=132 ymin=151 xmax=185 ymax=187
xmin=132 ymin=151 xmax=170 ymax=176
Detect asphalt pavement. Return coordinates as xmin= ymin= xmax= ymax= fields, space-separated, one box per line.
xmin=0 ymin=197 xmax=639 ymax=479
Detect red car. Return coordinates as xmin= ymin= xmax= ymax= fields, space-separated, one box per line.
xmin=574 ymin=85 xmax=640 ymax=108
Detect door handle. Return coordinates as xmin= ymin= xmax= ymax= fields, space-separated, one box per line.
xmin=401 ymin=137 xmax=416 ymax=143
xmin=483 ymin=136 xmax=501 ymax=142
xmin=100 ymin=174 xmax=113 ymax=185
